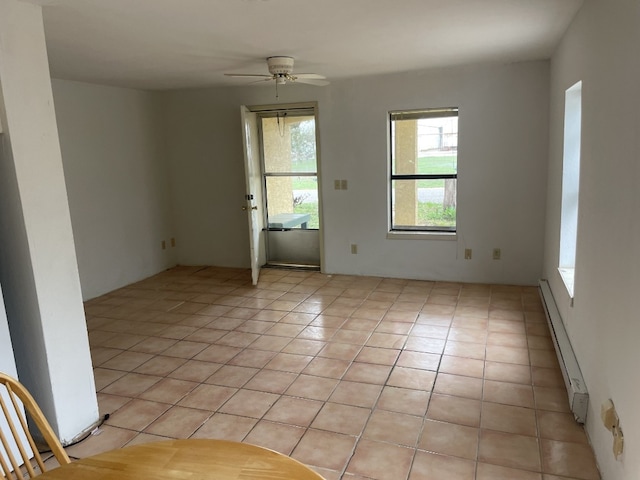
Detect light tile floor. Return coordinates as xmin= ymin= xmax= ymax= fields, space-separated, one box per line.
xmin=65 ymin=266 xmax=601 ymax=480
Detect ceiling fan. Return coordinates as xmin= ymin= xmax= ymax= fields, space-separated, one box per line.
xmin=225 ymin=56 xmax=329 ymax=87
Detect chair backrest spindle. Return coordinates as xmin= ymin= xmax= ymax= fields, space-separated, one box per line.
xmin=0 ymin=373 xmax=70 ymax=478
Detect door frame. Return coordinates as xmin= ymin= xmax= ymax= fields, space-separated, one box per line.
xmin=244 ymin=101 xmax=325 ymax=273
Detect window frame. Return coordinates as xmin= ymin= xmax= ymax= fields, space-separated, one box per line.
xmin=389 ymin=107 xmax=459 ymax=234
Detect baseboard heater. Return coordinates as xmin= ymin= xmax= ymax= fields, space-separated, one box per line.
xmin=538 ymin=279 xmax=588 ymax=423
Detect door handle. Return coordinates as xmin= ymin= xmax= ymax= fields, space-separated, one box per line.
xmin=242 ymin=206 xmax=258 ymax=211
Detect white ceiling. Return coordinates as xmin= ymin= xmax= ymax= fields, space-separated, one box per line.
xmin=34 ymin=0 xmax=583 ymax=91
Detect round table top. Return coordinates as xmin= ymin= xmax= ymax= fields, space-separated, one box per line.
xmin=38 ymin=439 xmax=325 ymax=480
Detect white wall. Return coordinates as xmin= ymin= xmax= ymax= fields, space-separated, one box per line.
xmin=543 ymin=1 xmax=640 ymax=478
xmin=0 ymin=0 xmax=97 ymax=442
xmin=162 ymin=61 xmax=549 ymax=285
xmin=53 ymin=80 xmax=176 ymax=300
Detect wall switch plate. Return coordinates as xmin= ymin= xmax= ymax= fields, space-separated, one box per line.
xmin=170 ymin=237 xmax=176 ymax=247
xmin=350 ymin=244 xmax=358 ymax=254
xmin=464 ymin=248 xmax=472 ymax=260
xmin=334 ymin=179 xmax=341 ymax=190
xmin=161 ymin=240 xmax=166 ymax=250
xmin=341 ymin=179 xmax=348 ymax=190
xmin=493 ymin=248 xmax=501 ymax=260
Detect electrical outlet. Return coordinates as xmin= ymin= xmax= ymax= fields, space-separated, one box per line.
xmin=341 ymin=179 xmax=348 ymax=190
xmin=464 ymin=248 xmax=472 ymax=260
xmin=351 ymin=244 xmax=358 ymax=254
xmin=334 ymin=179 xmax=341 ymax=190
xmin=493 ymin=248 xmax=501 ymax=260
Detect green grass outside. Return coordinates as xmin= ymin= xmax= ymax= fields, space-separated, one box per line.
xmin=289 ymin=155 xmax=456 ymax=189
xmin=293 ymin=201 xmax=456 ymax=229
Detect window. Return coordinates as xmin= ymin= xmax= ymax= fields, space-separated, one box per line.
xmin=389 ymin=108 xmax=458 ymax=232
xmin=559 ymin=82 xmax=582 ymax=297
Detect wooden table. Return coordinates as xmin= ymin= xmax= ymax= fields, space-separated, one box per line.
xmin=38 ymin=439 xmax=325 ymax=479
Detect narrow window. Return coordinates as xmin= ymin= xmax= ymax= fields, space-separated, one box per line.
xmin=559 ymin=81 xmax=582 ymax=297
xmin=389 ymin=108 xmax=458 ymax=232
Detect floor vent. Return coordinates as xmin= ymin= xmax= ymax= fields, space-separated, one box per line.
xmin=538 ymin=279 xmax=589 ymax=423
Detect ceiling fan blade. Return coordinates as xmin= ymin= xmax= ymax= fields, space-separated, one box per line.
xmin=224 ymin=73 xmax=272 ymax=78
xmin=294 ymin=73 xmax=327 ymax=80
xmin=293 ymin=77 xmax=330 ymax=86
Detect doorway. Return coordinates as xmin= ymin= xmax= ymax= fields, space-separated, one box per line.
xmin=241 ymin=103 xmax=322 ymax=280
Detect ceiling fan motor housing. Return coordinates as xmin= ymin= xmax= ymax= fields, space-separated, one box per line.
xmin=267 ymin=56 xmax=294 ymax=75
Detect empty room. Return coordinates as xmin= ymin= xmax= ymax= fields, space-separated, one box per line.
xmin=0 ymin=1 xmax=638 ymax=479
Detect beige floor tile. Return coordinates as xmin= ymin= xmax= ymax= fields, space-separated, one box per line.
xmin=343 ymin=362 xmax=392 ymax=384
xmin=534 ymin=386 xmax=571 ymax=413
xmin=387 ymin=366 xmax=436 ymax=391
xmin=397 ymin=350 xmax=441 ymax=371
xmin=96 ymin=392 xmax=132 ymax=416
xmin=484 ymin=361 xmax=532 ymax=384
xmin=443 ymin=340 xmax=486 ymax=360
xmin=157 ymin=339 xmax=208 ymax=358
xmin=106 ymin=398 xmax=170 ymax=431
xmin=177 ymin=383 xmax=237 ymax=410
xmin=138 ymin=378 xmax=198 ymax=404
xmin=144 ymin=405 xmax=211 ymax=437
xmin=101 ymin=351 xmax=154 ymax=371
xmin=537 ymin=411 xmax=589 ymax=444
xmin=478 ymin=429 xmax=541 ymax=472
xmin=193 ymin=344 xmax=243 ymax=363
xmin=427 ymin=394 xmax=481 ymax=427
xmin=167 ymin=359 xmax=223 ymax=382
xmin=292 ymin=429 xmax=357 ymax=472
xmin=419 ymin=419 xmax=479 ymax=460
xmin=541 ymin=439 xmax=600 ymax=480
xmin=243 ymin=420 xmax=306 ymax=455
xmin=227 ymin=348 xmax=277 ymax=368
xmin=134 ymin=355 xmax=187 ymax=377
xmin=302 ymin=356 xmax=351 ymax=378
xmin=264 ymin=395 xmax=323 ymax=427
xmin=346 ymin=439 xmax=414 ymax=480
xmin=93 ymin=368 xmax=127 ymax=391
xmin=486 ymin=344 xmax=530 ymax=365
xmin=476 ymin=462 xmax=542 ymax=479
xmin=483 ymin=379 xmax=535 ymax=408
xmin=409 ymin=450 xmax=476 ymax=480
xmin=377 ymin=386 xmax=430 ymax=416
xmin=243 ymin=369 xmax=298 ymax=394
xmin=285 ymin=374 xmax=339 ymax=401
xmin=439 ymin=355 xmax=485 ymax=378
xmin=434 ymin=373 xmax=483 ymax=399
xmin=265 ymin=352 xmax=314 ymax=373
xmin=363 ymin=409 xmax=423 ymax=446
xmin=311 ymin=402 xmax=371 ymax=436
xmin=101 ymin=372 xmax=162 ymax=397
xmin=329 ymin=381 xmax=383 ymax=408
xmin=318 ymin=343 xmax=361 ymax=361
xmin=355 ymin=346 xmax=400 ymax=365
xmin=81 ymin=267 xmax=600 ymax=480
xmin=204 ymin=364 xmax=259 ymax=387
xmin=282 ymin=338 xmax=326 ymax=355
xmin=65 ymin=425 xmax=138 ymax=458
xmin=481 ymin=402 xmax=537 ymax=436
xmin=190 ymin=412 xmax=257 ymax=441
xmin=218 ymin=389 xmax=280 ymax=418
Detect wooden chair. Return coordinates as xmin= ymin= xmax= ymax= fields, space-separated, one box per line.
xmin=0 ymin=372 xmax=70 ymax=478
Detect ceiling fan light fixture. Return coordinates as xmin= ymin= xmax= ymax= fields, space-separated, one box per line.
xmin=267 ymin=56 xmax=294 ymax=75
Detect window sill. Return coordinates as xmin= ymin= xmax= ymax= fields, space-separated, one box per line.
xmin=387 ymin=231 xmax=457 ymax=241
xmin=558 ymin=267 xmax=575 ymax=302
